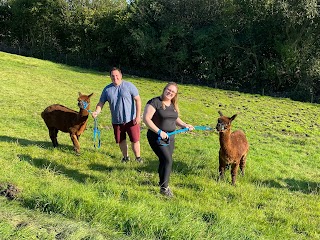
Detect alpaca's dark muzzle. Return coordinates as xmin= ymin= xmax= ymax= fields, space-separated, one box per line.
xmin=216 ymin=123 xmax=225 ymax=132
xmin=79 ymin=100 xmax=89 ymax=110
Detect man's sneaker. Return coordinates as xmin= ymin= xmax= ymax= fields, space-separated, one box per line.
xmin=160 ymin=187 xmax=174 ymax=197
xmin=136 ymin=157 xmax=143 ymax=163
xmin=121 ymin=156 xmax=130 ymax=162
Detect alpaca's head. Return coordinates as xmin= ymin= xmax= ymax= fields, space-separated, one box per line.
xmin=78 ymin=92 xmax=94 ymax=110
xmin=216 ymin=111 xmax=237 ymax=132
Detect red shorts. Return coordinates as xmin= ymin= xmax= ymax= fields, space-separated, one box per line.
xmin=112 ymin=120 xmax=140 ymax=143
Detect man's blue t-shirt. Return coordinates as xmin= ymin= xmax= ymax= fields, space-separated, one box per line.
xmin=99 ymin=80 xmax=139 ymax=124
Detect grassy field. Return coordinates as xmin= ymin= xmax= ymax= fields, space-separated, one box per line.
xmin=0 ymin=51 xmax=319 ymax=239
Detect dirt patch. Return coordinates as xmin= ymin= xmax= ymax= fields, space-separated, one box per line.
xmin=0 ymin=183 xmax=20 ymax=200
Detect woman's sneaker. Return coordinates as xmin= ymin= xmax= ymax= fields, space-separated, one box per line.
xmin=160 ymin=187 xmax=174 ymax=197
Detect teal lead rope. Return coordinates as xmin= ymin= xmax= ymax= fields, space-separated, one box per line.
xmin=157 ymin=125 xmax=213 ymax=146
xmin=167 ymin=125 xmax=213 ymax=137
xmin=93 ymin=117 xmax=101 ymax=149
xmin=81 ymin=100 xmax=101 ymax=149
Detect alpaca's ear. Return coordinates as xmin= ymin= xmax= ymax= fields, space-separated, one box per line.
xmin=218 ymin=111 xmax=223 ymax=116
xmin=88 ymin=93 xmax=94 ymax=98
xmin=230 ymin=114 xmax=237 ymax=121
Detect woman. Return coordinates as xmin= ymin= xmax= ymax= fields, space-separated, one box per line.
xmin=143 ymin=82 xmax=194 ymax=197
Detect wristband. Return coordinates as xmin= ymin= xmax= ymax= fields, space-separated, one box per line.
xmin=157 ymin=129 xmax=162 ymax=136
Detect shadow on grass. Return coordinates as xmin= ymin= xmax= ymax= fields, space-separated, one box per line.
xmin=0 ymin=135 xmax=72 ymax=151
xmin=254 ymin=178 xmax=319 ymax=194
xmin=0 ymin=135 xmax=102 ymax=155
xmin=88 ymin=163 xmax=126 ymax=172
xmin=88 ymin=158 xmax=191 ymax=180
xmin=87 ymin=159 xmax=159 ymax=174
xmin=134 ymin=159 xmax=191 ymax=175
xmin=18 ymin=154 xmax=99 ymax=184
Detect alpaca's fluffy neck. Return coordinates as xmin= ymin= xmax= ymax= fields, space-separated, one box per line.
xmin=79 ymin=108 xmax=90 ymax=117
xmin=219 ymin=130 xmax=232 ymax=151
xmin=76 ymin=109 xmax=90 ymax=122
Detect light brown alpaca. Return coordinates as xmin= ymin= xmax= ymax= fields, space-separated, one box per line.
xmin=41 ymin=92 xmax=93 ymax=154
xmin=216 ymin=111 xmax=249 ymax=185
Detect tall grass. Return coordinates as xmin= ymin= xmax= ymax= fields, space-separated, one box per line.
xmin=0 ymin=51 xmax=319 ymax=239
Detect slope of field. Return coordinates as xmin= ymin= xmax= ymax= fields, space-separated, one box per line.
xmin=0 ymin=51 xmax=319 ymax=239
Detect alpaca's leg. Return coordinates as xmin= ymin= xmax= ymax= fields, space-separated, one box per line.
xmin=70 ymin=134 xmax=80 ymax=154
xmin=49 ymin=128 xmax=58 ymax=147
xmin=240 ymin=154 xmax=247 ymax=176
xmin=231 ymin=164 xmax=239 ymax=185
xmin=218 ymin=157 xmax=226 ymax=181
xmin=54 ymin=128 xmax=59 ymax=146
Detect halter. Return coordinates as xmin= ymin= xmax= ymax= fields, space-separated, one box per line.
xmin=81 ymin=100 xmax=90 ymax=111
xmin=157 ymin=126 xmax=213 ymax=146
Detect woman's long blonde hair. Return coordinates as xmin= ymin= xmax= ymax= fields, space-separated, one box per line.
xmin=161 ymin=82 xmax=179 ymax=114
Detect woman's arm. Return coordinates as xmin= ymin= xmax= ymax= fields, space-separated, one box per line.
xmin=176 ymin=117 xmax=194 ymax=130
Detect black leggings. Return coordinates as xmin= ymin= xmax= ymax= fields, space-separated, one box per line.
xmin=147 ymin=130 xmax=175 ymax=188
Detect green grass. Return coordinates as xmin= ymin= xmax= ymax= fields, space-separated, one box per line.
xmin=0 ymin=51 xmax=319 ymax=239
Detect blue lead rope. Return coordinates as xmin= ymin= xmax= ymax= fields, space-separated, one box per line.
xmin=93 ymin=117 xmax=101 ymax=149
xmin=81 ymin=100 xmax=101 ymax=149
xmin=167 ymin=126 xmax=213 ymax=137
xmin=157 ymin=125 xmax=213 ymax=146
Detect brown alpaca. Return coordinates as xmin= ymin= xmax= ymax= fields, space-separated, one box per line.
xmin=41 ymin=92 xmax=93 ymax=154
xmin=216 ymin=111 xmax=249 ymax=185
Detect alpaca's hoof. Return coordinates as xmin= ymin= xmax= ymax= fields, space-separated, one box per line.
xmin=74 ymin=149 xmax=80 ymax=156
xmin=217 ymin=176 xmax=224 ymax=182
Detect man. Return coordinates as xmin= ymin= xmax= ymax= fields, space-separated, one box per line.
xmin=92 ymin=67 xmax=142 ymax=162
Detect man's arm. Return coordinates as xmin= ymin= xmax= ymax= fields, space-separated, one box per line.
xmin=134 ymin=95 xmax=141 ymax=124
xmin=92 ymin=102 xmax=104 ymax=118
